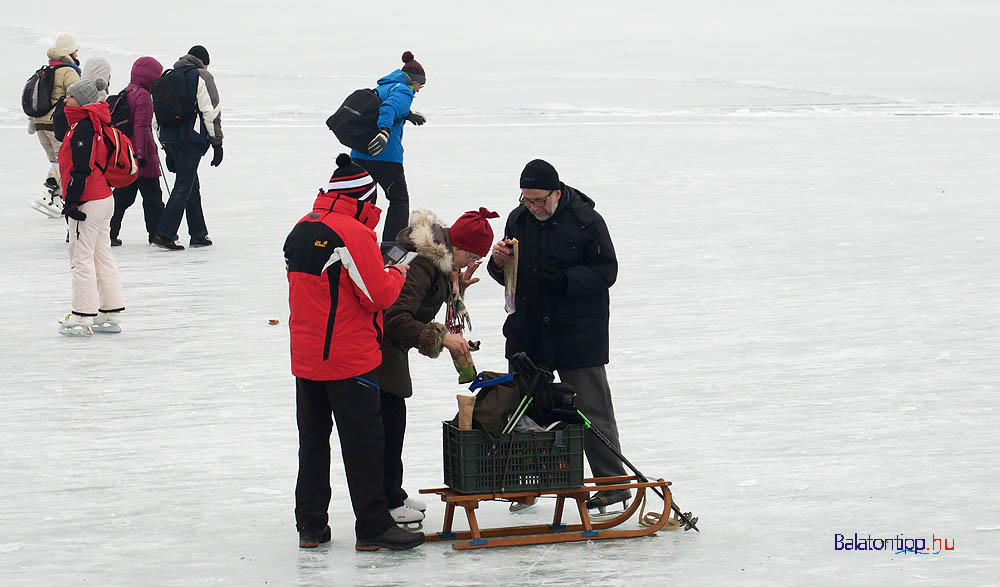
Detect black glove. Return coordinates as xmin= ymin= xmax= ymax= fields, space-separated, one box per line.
xmin=165 ymin=153 xmax=176 ymax=173
xmin=367 ymin=128 xmax=390 ymax=156
xmin=138 ymin=158 xmax=147 ymax=168
xmin=539 ymin=266 xmax=567 ymax=293
xmin=210 ymin=143 xmax=224 ymax=167
xmin=64 ymin=204 xmax=86 ymax=222
xmin=406 ymin=111 xmax=426 ymax=126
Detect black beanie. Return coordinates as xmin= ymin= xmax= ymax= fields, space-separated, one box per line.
xmin=188 ymin=45 xmax=210 ymax=66
xmin=326 ymin=154 xmax=376 ymax=201
xmin=519 ymin=159 xmax=560 ymax=190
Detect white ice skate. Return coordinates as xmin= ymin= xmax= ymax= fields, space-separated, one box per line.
xmin=31 ymin=184 xmax=63 ymax=218
xmin=403 ymin=496 xmax=427 ymax=512
xmin=390 ymin=505 xmax=425 ymax=531
xmin=58 ymin=313 xmax=93 ymax=337
xmin=92 ymin=312 xmax=122 ymax=334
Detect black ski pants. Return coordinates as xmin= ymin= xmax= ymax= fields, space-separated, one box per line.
xmin=110 ymin=177 xmax=164 ymax=241
xmin=294 ymin=376 xmax=395 ymax=540
xmin=355 ymin=159 xmax=408 ymax=242
xmin=379 ymin=390 xmax=408 ymax=509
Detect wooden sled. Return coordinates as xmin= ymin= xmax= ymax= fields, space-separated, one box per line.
xmin=419 ymin=475 xmax=675 ymax=550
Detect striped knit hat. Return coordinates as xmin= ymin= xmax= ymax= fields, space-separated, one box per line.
xmin=327 ymin=154 xmax=376 ymax=201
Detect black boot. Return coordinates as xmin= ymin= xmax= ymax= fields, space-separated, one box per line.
xmin=355 ymin=525 xmax=425 ymax=551
xmin=298 ymin=525 xmax=331 ymax=549
xmin=150 ymin=235 xmax=185 ymax=250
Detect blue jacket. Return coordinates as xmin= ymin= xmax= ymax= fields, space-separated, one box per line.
xmin=350 ymin=70 xmax=414 ymax=164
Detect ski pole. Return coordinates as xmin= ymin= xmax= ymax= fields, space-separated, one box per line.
xmin=576 ymin=409 xmax=700 ymax=532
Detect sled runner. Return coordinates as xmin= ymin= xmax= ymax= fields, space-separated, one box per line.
xmin=419 ymin=475 xmax=678 ymax=550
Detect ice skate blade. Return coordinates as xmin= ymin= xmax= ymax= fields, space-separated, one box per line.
xmin=92 ymin=322 xmax=122 ymax=334
xmin=396 ymin=521 xmax=423 ymax=531
xmin=31 ymin=201 xmax=63 ymax=218
xmin=588 ymin=499 xmax=630 ymax=520
xmin=58 ymin=324 xmax=93 ymax=337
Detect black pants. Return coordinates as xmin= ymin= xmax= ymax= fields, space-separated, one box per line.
xmin=355 ymin=159 xmax=408 ymax=242
xmin=380 ymin=391 xmax=408 ymax=509
xmin=156 ymin=142 xmax=208 ymax=241
xmin=295 ymin=376 xmax=395 ymax=540
xmin=110 ymin=177 xmax=164 ymax=241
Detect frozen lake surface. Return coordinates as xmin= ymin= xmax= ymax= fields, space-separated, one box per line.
xmin=1 ymin=2 xmax=998 ymax=585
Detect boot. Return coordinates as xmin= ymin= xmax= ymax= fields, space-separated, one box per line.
xmin=93 ymin=311 xmax=122 ymax=334
xmin=58 ymin=313 xmax=93 ymax=337
xmin=585 ymin=489 xmax=631 ymax=512
xmin=190 ymin=235 xmax=213 ymax=248
xmin=298 ymin=525 xmax=331 ymax=549
xmin=402 ymin=496 xmax=426 ymax=512
xmin=150 ymin=235 xmax=185 ymax=250
xmin=355 ymin=525 xmax=425 ymax=551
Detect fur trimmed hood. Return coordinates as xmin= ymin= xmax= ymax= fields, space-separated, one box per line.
xmin=396 ymin=209 xmax=454 ymax=274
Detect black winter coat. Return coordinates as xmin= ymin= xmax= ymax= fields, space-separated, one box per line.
xmin=487 ymin=183 xmax=617 ymax=370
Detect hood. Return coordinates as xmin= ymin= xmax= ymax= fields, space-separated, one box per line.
xmin=131 ymin=56 xmax=164 ymax=87
xmin=81 ymin=57 xmax=112 ymax=86
xmin=377 ymin=69 xmax=414 ymax=89
xmin=47 ymin=46 xmax=76 ymax=64
xmin=311 ymin=190 xmax=382 ymax=230
xmin=174 ymin=54 xmax=206 ymax=70
xmin=65 ymin=101 xmax=112 ymax=127
xmin=395 ymin=209 xmax=453 ymax=273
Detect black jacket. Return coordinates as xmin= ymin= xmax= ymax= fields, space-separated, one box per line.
xmin=487 ymin=183 xmax=617 ymax=370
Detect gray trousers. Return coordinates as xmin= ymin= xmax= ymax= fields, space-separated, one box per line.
xmin=557 ymin=365 xmax=626 ymax=480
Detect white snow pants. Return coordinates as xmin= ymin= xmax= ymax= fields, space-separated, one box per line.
xmin=68 ymin=197 xmax=125 ymax=315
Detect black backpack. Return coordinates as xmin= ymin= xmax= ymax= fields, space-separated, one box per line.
xmin=22 ymin=64 xmax=72 ymax=117
xmin=151 ymin=67 xmax=197 ymax=126
xmin=326 ymin=88 xmax=382 ymax=152
xmin=106 ymin=89 xmax=133 ymax=137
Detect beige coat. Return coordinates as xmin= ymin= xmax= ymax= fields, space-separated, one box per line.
xmin=28 ymin=47 xmax=80 ymax=131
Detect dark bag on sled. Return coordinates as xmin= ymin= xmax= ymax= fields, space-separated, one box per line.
xmin=326 ymin=88 xmax=381 ymax=152
xmin=529 ymin=382 xmax=582 ymax=428
xmin=462 ymin=371 xmax=523 ymax=441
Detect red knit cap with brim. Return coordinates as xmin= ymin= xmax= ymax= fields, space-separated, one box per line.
xmin=449 ymin=207 xmax=500 ymax=257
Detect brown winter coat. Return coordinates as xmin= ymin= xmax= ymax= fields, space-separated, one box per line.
xmin=376 ymin=210 xmax=455 ymax=398
xmin=29 ymin=47 xmax=81 ymax=131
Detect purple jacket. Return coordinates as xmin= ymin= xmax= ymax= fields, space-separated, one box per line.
xmin=125 ymin=57 xmax=163 ymax=179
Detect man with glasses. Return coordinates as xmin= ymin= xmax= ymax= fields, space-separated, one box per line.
xmin=486 ymin=159 xmax=630 ymax=512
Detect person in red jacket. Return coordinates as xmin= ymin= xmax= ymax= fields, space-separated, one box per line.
xmin=58 ymin=78 xmax=125 ymax=336
xmin=283 ymin=153 xmax=423 ymax=551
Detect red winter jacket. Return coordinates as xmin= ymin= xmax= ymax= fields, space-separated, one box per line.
xmin=58 ymin=102 xmax=113 ymax=211
xmin=284 ymin=192 xmax=406 ymax=381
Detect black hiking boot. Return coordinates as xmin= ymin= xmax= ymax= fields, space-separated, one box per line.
xmin=355 ymin=525 xmax=425 ymax=551
xmin=111 ymin=238 xmax=122 ymax=247
xmin=585 ymin=489 xmax=632 ymax=511
xmin=298 ymin=525 xmax=331 ymax=549
xmin=150 ymin=235 xmax=184 ymax=250
xmin=190 ymin=236 xmax=213 ymax=248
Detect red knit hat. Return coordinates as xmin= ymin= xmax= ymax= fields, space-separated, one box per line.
xmin=401 ymin=51 xmax=426 ymax=85
xmin=449 ymin=208 xmax=499 ymax=257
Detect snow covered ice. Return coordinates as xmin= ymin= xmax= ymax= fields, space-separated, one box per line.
xmin=1 ymin=2 xmax=998 ymax=585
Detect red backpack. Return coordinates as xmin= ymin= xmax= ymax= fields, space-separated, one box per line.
xmin=96 ymin=124 xmax=138 ymax=188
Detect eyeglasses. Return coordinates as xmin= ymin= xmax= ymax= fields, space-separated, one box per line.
xmin=519 ymin=190 xmax=555 ymax=207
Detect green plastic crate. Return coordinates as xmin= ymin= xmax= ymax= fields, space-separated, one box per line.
xmin=442 ymin=421 xmax=585 ymax=494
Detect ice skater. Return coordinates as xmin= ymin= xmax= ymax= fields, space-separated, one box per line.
xmin=486 ymin=159 xmax=629 ymax=512
xmin=350 ymin=51 xmax=428 ymax=242
xmin=284 ymin=154 xmax=423 ymax=551
xmin=27 ymin=32 xmax=81 ymax=217
xmin=375 ymin=207 xmax=498 ymax=527
xmin=57 ymin=79 xmax=126 ymax=336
